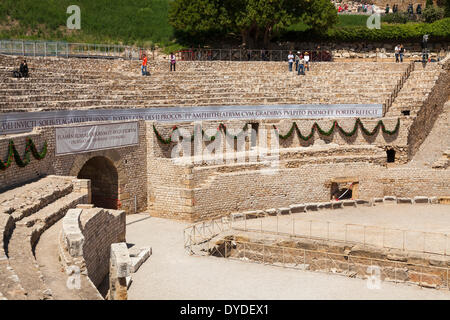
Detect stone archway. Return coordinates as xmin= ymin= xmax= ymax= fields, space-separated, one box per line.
xmin=77 ymin=156 xmax=119 ymax=209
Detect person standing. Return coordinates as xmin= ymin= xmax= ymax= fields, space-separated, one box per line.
xmin=304 ymin=51 xmax=310 ymax=71
xmin=295 ymin=51 xmax=300 ymax=71
xmin=394 ymin=44 xmax=400 ymax=63
xmin=298 ymin=55 xmax=305 ymax=75
xmin=288 ymin=51 xmax=294 ymax=72
xmin=19 ymin=60 xmax=29 ymax=78
xmin=399 ymin=44 xmax=405 ymax=63
xmin=142 ymin=53 xmax=148 ymax=76
xmin=169 ymin=52 xmax=176 ymax=71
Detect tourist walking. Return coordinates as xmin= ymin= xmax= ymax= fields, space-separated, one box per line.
xmin=288 ymin=51 xmax=294 ymax=72
xmin=169 ymin=52 xmax=176 ymax=71
xmin=394 ymin=44 xmax=400 ymax=63
xmin=304 ymin=52 xmax=310 ymax=71
xmin=298 ymin=55 xmax=305 ymax=75
xmin=142 ymin=53 xmax=148 ymax=76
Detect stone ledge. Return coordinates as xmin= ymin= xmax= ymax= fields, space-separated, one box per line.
xmin=130 ymin=247 xmax=152 ymax=273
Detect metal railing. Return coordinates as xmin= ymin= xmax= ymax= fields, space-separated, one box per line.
xmin=184 ymin=217 xmax=450 ymax=290
xmin=175 ymin=48 xmax=333 ymax=62
xmin=0 ymin=39 xmax=150 ymax=60
xmin=184 ymin=213 xmax=450 ymax=257
xmin=384 ymin=60 xmax=415 ymax=114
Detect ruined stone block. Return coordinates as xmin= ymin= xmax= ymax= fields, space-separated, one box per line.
xmin=342 ymin=200 xmax=356 ymax=207
xmin=317 ymin=202 xmax=332 ymax=210
xmin=397 ymin=197 xmax=413 ymax=204
xmin=383 ymin=196 xmax=397 ymax=203
xmin=277 ymin=207 xmax=291 ymax=215
xmin=265 ymin=209 xmax=278 ymax=216
xmin=289 ymin=204 xmax=306 ymax=213
xmin=305 ymin=203 xmax=318 ymax=211
xmin=413 ymin=196 xmax=429 ymax=204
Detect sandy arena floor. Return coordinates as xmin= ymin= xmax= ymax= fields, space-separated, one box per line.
xmin=126 ymin=212 xmax=450 ymax=300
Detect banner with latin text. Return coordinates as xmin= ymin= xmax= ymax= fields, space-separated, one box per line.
xmin=55 ymin=122 xmax=139 ymax=155
xmin=1 ymin=104 xmax=383 ymax=135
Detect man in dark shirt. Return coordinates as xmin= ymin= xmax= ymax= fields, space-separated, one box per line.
xmin=19 ymin=60 xmax=29 ymax=78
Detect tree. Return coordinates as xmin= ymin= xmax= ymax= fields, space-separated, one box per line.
xmin=169 ymin=0 xmax=338 ymax=47
xmin=445 ymin=0 xmax=450 ymax=17
xmin=168 ymin=0 xmax=228 ymax=37
xmin=422 ymin=5 xmax=445 ymax=22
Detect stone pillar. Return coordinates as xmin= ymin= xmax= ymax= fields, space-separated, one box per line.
xmin=109 ymin=243 xmax=131 ymax=300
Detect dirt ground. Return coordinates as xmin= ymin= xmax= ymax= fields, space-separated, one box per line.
xmin=126 ymin=213 xmax=450 ymax=300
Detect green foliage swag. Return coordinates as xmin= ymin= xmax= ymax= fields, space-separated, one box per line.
xmin=153 ymin=118 xmax=400 ymax=144
xmin=0 ymin=138 xmax=48 ymax=170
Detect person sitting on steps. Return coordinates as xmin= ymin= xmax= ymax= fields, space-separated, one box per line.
xmin=13 ymin=59 xmax=29 ymax=78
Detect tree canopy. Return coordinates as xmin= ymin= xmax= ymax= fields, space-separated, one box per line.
xmin=168 ymin=0 xmax=338 ymax=47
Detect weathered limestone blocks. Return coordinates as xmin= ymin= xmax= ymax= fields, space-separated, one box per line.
xmin=289 ymin=204 xmax=306 ymax=213
xmin=109 ymin=243 xmax=131 ymax=300
xmin=129 ymin=247 xmax=152 ymax=273
xmin=62 ymin=209 xmax=84 ymax=257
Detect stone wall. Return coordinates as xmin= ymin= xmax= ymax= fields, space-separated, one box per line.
xmin=0 ymin=121 xmax=148 ymax=214
xmin=62 ymin=205 xmax=126 ymax=292
xmin=408 ymin=60 xmax=450 ymax=159
xmin=79 ymin=207 xmax=126 ymax=288
xmin=192 ymin=163 xmax=450 ymax=221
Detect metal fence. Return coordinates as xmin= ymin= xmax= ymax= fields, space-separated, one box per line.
xmin=221 ymin=239 xmax=450 ymax=290
xmin=175 ymin=48 xmax=333 ymax=62
xmin=184 ymin=214 xmax=450 ymax=257
xmin=0 ymin=39 xmax=149 ymax=60
xmin=183 ymin=217 xmax=450 ymax=289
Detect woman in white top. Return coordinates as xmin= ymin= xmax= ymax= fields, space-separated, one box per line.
xmin=288 ymin=51 xmax=294 ymax=72
xmin=304 ymin=52 xmax=310 ymax=71
xmin=170 ymin=52 xmax=176 ymax=72
xmin=394 ymin=45 xmax=400 ymax=63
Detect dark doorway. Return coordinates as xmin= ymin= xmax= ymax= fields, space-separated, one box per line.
xmin=401 ymin=110 xmax=410 ymax=116
xmin=331 ymin=182 xmax=354 ymax=200
xmin=386 ymin=149 xmax=396 ymax=163
xmin=78 ymin=156 xmax=119 ymax=209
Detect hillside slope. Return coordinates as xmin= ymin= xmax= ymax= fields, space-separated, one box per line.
xmin=0 ymin=0 xmax=174 ymax=47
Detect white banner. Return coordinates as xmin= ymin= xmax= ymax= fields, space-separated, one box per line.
xmin=56 ymin=122 xmax=139 ymax=155
xmin=0 ymin=104 xmax=383 ymax=135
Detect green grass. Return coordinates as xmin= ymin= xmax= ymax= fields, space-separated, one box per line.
xmin=0 ymin=0 xmax=174 ymax=47
xmin=336 ymin=14 xmax=370 ymax=27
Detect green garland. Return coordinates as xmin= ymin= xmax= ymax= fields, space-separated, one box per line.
xmin=153 ymin=123 xmax=249 ymax=145
xmin=153 ymin=118 xmax=400 ymax=144
xmin=273 ymin=118 xmax=400 ymax=141
xmin=0 ymin=138 xmax=48 ymax=170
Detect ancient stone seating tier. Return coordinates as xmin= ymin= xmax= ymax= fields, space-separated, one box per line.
xmin=0 ymin=55 xmax=409 ymax=113
xmin=0 ymin=176 xmax=90 ymax=300
xmin=386 ymin=62 xmax=444 ymax=117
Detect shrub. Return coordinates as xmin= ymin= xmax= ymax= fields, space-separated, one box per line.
xmin=382 ymin=13 xmax=410 ymax=24
xmin=422 ymin=6 xmax=446 ymax=22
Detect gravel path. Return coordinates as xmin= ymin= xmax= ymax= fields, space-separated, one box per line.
xmin=126 ymin=214 xmax=450 ymax=300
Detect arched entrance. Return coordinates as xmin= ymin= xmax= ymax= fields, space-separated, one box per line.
xmin=77 ymin=156 xmax=119 ymax=209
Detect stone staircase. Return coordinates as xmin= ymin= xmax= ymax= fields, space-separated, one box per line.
xmin=386 ymin=62 xmax=444 ymax=117
xmin=0 ymin=176 xmax=90 ymax=300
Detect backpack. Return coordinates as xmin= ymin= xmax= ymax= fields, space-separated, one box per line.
xmin=12 ymin=70 xmax=21 ymax=78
